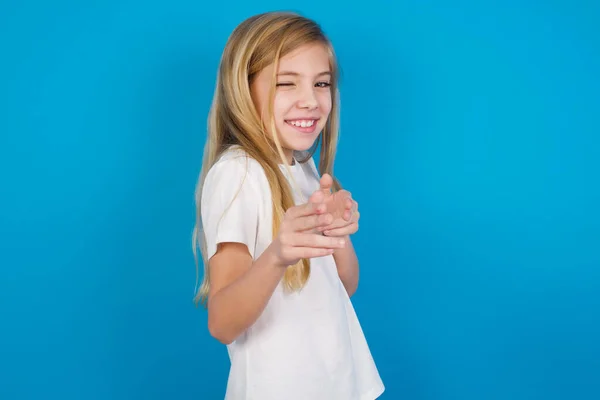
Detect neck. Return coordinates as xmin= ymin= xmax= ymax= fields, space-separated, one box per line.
xmin=282 ymin=148 xmax=294 ymax=165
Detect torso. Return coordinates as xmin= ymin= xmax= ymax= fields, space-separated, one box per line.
xmin=217 ymin=148 xmax=384 ymax=400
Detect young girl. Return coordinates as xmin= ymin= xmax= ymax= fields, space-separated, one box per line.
xmin=193 ymin=11 xmax=385 ymax=400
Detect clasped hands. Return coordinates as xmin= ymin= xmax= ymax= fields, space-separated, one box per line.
xmin=307 ymin=173 xmax=359 ymax=238
xmin=271 ymin=174 xmax=359 ymax=266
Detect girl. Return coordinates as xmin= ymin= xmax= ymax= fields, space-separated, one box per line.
xmin=193 ymin=11 xmax=385 ymax=400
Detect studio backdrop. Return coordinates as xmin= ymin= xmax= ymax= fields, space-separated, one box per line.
xmin=1 ymin=1 xmax=599 ymax=399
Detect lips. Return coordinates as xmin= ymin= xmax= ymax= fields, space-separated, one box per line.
xmin=286 ymin=119 xmax=316 ymax=127
xmin=285 ymin=118 xmax=320 ymax=134
xmin=285 ymin=119 xmax=318 ymax=133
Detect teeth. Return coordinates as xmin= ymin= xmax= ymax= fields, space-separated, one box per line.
xmin=289 ymin=120 xmax=314 ymax=128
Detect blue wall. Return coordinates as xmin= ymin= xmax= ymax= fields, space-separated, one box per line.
xmin=1 ymin=1 xmax=599 ymax=399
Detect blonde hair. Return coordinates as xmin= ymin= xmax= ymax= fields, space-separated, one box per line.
xmin=192 ymin=11 xmax=342 ymax=306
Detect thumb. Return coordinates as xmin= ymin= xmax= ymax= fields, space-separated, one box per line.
xmin=309 ymin=189 xmax=325 ymax=204
xmin=320 ymin=173 xmax=333 ymax=194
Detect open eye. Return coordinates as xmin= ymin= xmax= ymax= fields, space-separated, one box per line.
xmin=315 ymin=81 xmax=331 ymax=88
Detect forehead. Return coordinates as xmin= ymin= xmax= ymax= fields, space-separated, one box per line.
xmin=278 ymin=43 xmax=331 ymax=74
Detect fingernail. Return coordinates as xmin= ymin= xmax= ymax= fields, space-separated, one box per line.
xmin=339 ymin=239 xmax=345 ymax=247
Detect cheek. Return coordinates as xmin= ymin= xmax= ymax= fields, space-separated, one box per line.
xmin=318 ymin=92 xmax=333 ymax=115
xmin=274 ymin=93 xmax=295 ymax=120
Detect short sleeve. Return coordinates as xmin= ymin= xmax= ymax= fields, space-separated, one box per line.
xmin=200 ymin=156 xmax=260 ymax=260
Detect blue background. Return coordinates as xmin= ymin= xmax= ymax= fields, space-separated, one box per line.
xmin=1 ymin=1 xmax=599 ymax=399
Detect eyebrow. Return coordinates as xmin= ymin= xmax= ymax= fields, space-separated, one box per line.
xmin=276 ymin=71 xmax=331 ymax=77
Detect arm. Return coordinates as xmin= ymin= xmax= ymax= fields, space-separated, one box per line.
xmin=208 ymin=212 xmax=345 ymax=344
xmin=333 ymin=235 xmax=359 ymax=297
xmin=201 ymin=158 xmax=279 ymax=345
xmin=207 ymin=243 xmax=284 ymax=345
xmin=205 ymin=203 xmax=345 ymax=345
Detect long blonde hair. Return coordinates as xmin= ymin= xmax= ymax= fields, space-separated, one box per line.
xmin=192 ymin=11 xmax=341 ymax=306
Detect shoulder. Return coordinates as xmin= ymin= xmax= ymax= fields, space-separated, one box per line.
xmin=200 ymin=147 xmax=268 ymax=260
xmin=206 ymin=146 xmax=266 ymax=183
xmin=202 ymin=146 xmax=269 ymax=204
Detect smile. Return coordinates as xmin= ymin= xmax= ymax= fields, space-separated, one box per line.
xmin=286 ymin=119 xmax=317 ymax=128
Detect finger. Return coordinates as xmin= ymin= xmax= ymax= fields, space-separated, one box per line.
xmin=308 ymin=189 xmax=326 ymax=204
xmin=286 ymin=201 xmax=326 ymax=219
xmin=333 ymin=190 xmax=352 ymax=207
xmin=288 ymin=247 xmax=336 ymax=259
xmin=343 ymin=209 xmax=352 ymax=221
xmin=291 ymin=212 xmax=334 ymax=232
xmin=342 ymin=199 xmax=358 ymax=221
xmin=320 ymin=174 xmax=333 ymax=194
xmin=309 ymin=178 xmax=334 ymax=204
xmin=318 ymin=218 xmax=352 ymax=231
xmin=345 ymin=197 xmax=354 ymax=210
xmin=323 ymin=222 xmax=358 ymax=237
xmin=319 ymin=211 xmax=359 ymax=231
xmin=291 ymin=233 xmax=346 ymax=249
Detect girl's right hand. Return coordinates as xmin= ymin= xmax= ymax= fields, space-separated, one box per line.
xmin=270 ymin=202 xmax=347 ymax=268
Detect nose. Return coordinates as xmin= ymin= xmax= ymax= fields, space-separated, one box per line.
xmin=297 ymin=85 xmax=318 ymax=110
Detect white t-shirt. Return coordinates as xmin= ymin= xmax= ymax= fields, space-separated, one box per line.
xmin=201 ymin=146 xmax=385 ymax=400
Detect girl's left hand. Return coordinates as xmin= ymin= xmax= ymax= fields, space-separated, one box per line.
xmin=308 ymin=174 xmax=360 ymax=237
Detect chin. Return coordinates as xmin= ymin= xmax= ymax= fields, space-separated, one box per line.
xmin=280 ymin=127 xmax=323 ymax=151
xmin=284 ymin=137 xmax=320 ymax=153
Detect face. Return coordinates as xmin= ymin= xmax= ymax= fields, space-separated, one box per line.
xmin=251 ymin=42 xmax=333 ymax=163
